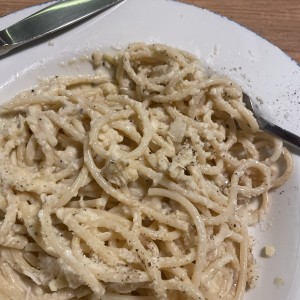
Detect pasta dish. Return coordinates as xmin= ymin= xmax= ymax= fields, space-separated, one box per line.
xmin=0 ymin=43 xmax=293 ymax=299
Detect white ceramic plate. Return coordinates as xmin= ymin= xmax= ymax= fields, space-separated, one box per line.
xmin=0 ymin=1 xmax=299 ymax=299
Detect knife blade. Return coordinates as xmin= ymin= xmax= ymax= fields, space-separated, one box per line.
xmin=0 ymin=0 xmax=124 ymax=57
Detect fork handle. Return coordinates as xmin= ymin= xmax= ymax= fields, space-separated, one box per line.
xmin=258 ymin=116 xmax=300 ymax=150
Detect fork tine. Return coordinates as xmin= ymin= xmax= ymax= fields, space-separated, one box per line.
xmin=242 ymin=93 xmax=254 ymax=112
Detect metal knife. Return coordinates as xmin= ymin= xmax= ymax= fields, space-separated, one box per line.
xmin=0 ymin=0 xmax=124 ymax=57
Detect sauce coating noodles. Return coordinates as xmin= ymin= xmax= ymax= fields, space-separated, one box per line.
xmin=0 ymin=43 xmax=292 ymax=300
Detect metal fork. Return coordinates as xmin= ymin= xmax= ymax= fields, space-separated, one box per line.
xmin=243 ymin=93 xmax=300 ymax=150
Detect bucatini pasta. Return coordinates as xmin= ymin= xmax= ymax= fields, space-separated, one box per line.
xmin=0 ymin=43 xmax=293 ymax=300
